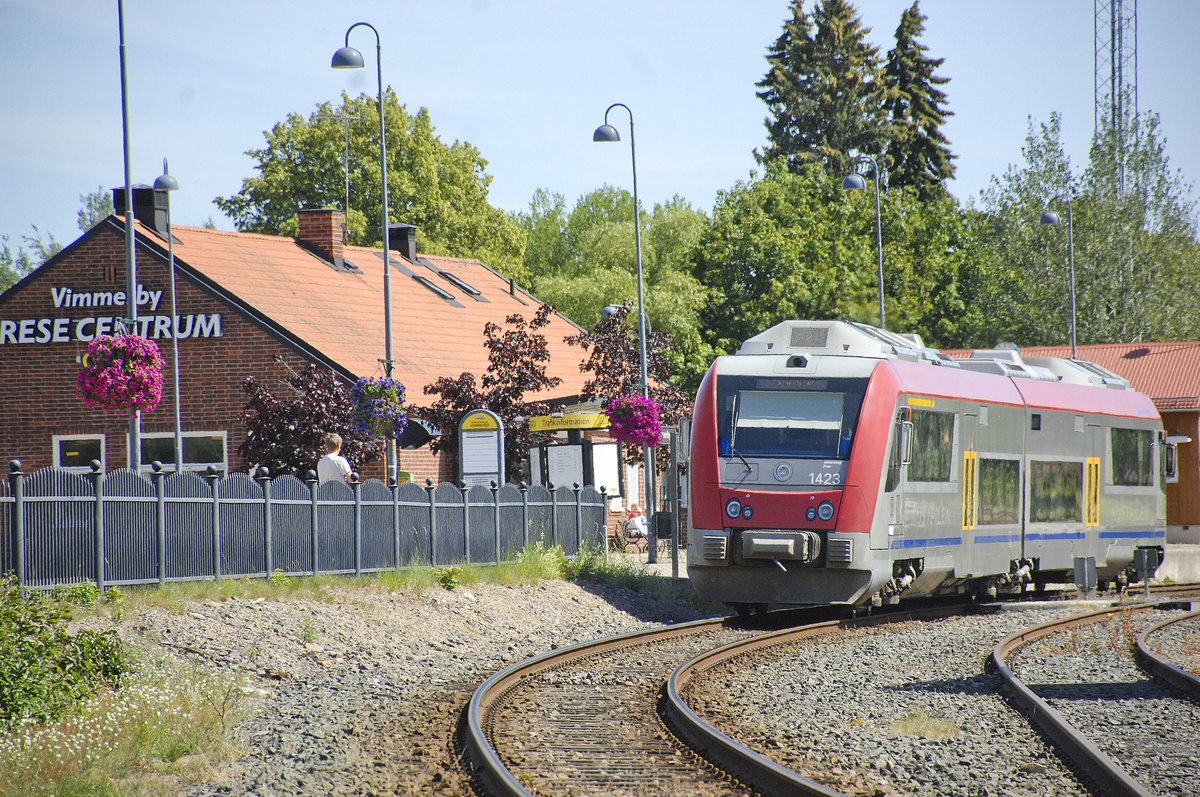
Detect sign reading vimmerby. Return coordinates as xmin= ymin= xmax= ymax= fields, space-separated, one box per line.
xmin=0 ymin=284 xmax=222 ymax=345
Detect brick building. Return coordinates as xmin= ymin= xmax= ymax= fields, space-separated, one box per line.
xmin=0 ymin=187 xmax=590 ymax=483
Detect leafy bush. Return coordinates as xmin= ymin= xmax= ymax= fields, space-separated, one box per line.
xmin=435 ymin=566 xmax=463 ymax=591
xmin=0 ymin=576 xmax=129 ymax=729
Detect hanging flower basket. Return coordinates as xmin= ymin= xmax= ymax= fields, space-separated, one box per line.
xmin=604 ymin=395 xmax=663 ymax=447
xmin=76 ymin=334 xmax=165 ymax=415
xmin=351 ymin=376 xmax=408 ymax=439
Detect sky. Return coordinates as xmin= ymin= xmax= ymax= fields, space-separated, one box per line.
xmin=1 ymin=0 xmax=1197 ymax=251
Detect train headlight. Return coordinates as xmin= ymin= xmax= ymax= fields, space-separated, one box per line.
xmin=741 ymin=504 xmax=754 ymax=520
xmin=817 ymin=500 xmax=835 ymax=521
xmin=806 ymin=507 xmax=817 ymax=521
xmin=725 ymin=498 xmax=742 ymax=519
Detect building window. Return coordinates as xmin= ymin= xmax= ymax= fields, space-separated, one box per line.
xmin=137 ymin=432 xmax=227 ymax=474
xmin=53 ymin=435 xmax=105 ymax=473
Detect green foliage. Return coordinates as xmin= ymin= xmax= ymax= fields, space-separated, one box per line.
xmin=268 ymin=569 xmax=292 ymax=587
xmin=0 ymin=576 xmax=129 ymax=730
xmin=756 ymin=0 xmax=888 ymax=175
xmin=214 ymin=92 xmax=528 ymax=282
xmin=519 ymin=186 xmax=713 ymax=388
xmin=882 ymin=1 xmax=956 ymax=199
xmin=434 ymin=566 xmax=463 ymax=591
xmin=53 ymin=581 xmax=101 ymax=608
xmin=972 ymin=110 xmax=1200 ymax=348
xmin=76 ymin=186 xmax=115 ymax=232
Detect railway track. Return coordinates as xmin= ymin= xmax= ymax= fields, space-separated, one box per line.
xmin=993 ymin=603 xmax=1200 ymax=797
xmin=463 ymin=603 xmax=970 ymax=796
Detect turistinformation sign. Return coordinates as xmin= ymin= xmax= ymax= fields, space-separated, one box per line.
xmin=0 ymin=284 xmax=223 ymax=345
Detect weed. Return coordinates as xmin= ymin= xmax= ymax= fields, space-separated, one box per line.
xmin=890 ymin=711 xmax=963 ymax=740
xmin=268 ymin=569 xmax=292 ymax=587
xmin=435 ymin=566 xmax=463 ymax=591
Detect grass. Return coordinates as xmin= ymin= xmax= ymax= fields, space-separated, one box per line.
xmin=1 ymin=542 xmax=704 ymax=795
xmin=889 ymin=711 xmax=963 ymax=740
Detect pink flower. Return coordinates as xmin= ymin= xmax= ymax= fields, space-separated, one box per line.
xmin=77 ymin=334 xmax=165 ymax=414
xmin=604 ymin=395 xmax=663 ymax=447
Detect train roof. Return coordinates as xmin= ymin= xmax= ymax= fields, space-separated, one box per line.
xmin=733 ymin=320 xmax=1134 ymax=390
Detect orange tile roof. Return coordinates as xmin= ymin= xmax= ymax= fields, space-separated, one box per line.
xmin=946 ymin=341 xmax=1200 ymax=410
xmin=135 ymin=221 xmax=590 ymax=407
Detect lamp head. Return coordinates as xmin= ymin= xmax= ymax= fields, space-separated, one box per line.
xmin=841 ymin=173 xmax=867 ymax=191
xmin=154 ymin=173 xmax=179 ymax=192
xmin=331 ymin=46 xmax=364 ymax=69
xmin=601 ymin=304 xmax=623 ymax=319
xmin=1040 ymin=211 xmax=1061 ymax=226
xmin=593 ymin=124 xmax=620 ymax=143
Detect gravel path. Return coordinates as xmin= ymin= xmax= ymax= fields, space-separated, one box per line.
xmin=688 ymin=605 xmax=1097 ymax=797
xmin=102 ymin=576 xmax=708 ymax=796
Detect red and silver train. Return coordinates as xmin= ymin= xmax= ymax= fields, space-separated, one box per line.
xmin=687 ymin=320 xmax=1170 ymax=611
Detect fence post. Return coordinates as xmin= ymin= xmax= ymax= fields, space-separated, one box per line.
xmin=153 ymin=462 xmax=166 ymax=585
xmin=461 ymin=482 xmax=472 ymax=565
xmin=491 ymin=482 xmax=501 ymax=565
xmin=519 ymin=482 xmax=529 ymax=550
xmin=425 ymin=479 xmax=436 ymax=567
xmin=549 ymin=482 xmax=558 ymax=549
xmin=206 ymin=466 xmax=221 ymax=581
xmin=574 ymin=483 xmax=582 ymax=554
xmin=257 ymin=468 xmax=273 ymax=577
xmin=8 ymin=461 xmax=24 ymax=585
xmin=351 ymin=472 xmax=362 ymax=576
xmin=90 ymin=460 xmax=105 ymax=593
xmin=306 ymin=470 xmax=319 ymax=576
xmin=391 ymin=479 xmax=400 ymax=571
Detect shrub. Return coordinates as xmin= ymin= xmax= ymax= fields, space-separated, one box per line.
xmin=0 ymin=576 xmax=129 ymax=729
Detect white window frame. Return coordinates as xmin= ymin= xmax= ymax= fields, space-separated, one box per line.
xmin=135 ymin=431 xmax=228 ymax=475
xmin=53 ymin=434 xmax=106 ymax=474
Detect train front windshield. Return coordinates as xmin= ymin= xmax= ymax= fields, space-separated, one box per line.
xmin=717 ymin=376 xmax=867 ymax=460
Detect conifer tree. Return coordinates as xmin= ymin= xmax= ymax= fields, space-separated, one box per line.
xmin=882 ymin=1 xmax=956 ymax=200
xmin=756 ymin=0 xmax=888 ymax=176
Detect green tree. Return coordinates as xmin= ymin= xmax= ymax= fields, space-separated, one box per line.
xmin=882 ymin=1 xmax=955 ymax=200
xmin=518 ymin=186 xmax=713 ymax=389
xmin=973 ymin=111 xmax=1200 ymax=347
xmin=756 ymin=0 xmax=888 ymax=176
xmin=1 ymin=227 xmax=60 ymax=291
xmin=692 ymin=161 xmax=979 ymax=354
xmin=215 ymin=92 xmax=528 ymax=282
xmin=77 ymin=186 xmax=114 ymax=231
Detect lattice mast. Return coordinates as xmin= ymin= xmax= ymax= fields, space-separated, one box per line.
xmin=1095 ymin=0 xmax=1137 ymax=194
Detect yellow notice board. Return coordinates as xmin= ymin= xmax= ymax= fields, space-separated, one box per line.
xmin=528 ymin=413 xmax=609 ymax=432
xmin=461 ymin=411 xmax=500 ymax=431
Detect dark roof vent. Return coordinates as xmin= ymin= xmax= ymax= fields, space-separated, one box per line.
xmin=388 ymin=223 xmax=419 ymax=263
xmin=113 ymin=185 xmax=170 ymax=238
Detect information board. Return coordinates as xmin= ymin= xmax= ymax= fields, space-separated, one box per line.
xmin=458 ymin=409 xmax=505 ymax=486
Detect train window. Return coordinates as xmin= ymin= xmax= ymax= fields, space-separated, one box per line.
xmin=908 ymin=410 xmax=953 ymax=482
xmin=1111 ymin=428 xmax=1154 ymax=486
xmin=978 ymin=458 xmax=1020 ymax=525
xmin=716 ymin=375 xmax=867 ymax=460
xmin=1030 ymin=460 xmax=1083 ymax=522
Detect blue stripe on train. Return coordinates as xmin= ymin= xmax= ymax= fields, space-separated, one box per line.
xmin=1025 ymin=532 xmax=1087 ymax=541
xmin=890 ymin=536 xmax=963 ymax=549
xmin=974 ymin=534 xmax=1020 ymax=544
xmin=1098 ymin=530 xmax=1166 ymax=539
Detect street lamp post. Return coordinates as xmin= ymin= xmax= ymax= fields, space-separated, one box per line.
xmin=841 ymin=155 xmax=885 ymax=330
xmin=153 ymin=161 xmax=182 ymax=472
xmin=117 ymin=0 xmax=141 ymax=469
xmin=1040 ymin=196 xmax=1077 ymax=359
xmin=593 ymin=103 xmax=659 ymax=563
xmin=333 ymin=22 xmax=396 ymax=484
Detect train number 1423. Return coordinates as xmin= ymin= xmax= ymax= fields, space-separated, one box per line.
xmin=807 ymin=471 xmax=842 ymax=486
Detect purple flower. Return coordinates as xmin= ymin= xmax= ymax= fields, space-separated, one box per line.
xmin=351 ymin=376 xmax=408 ymax=439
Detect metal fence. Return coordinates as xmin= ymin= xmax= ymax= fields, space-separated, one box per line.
xmin=1 ymin=461 xmax=608 ymax=589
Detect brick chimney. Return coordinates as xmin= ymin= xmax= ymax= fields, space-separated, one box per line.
xmin=297 ymin=208 xmax=345 ymax=264
xmin=388 ymin=223 xmax=419 ymax=263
